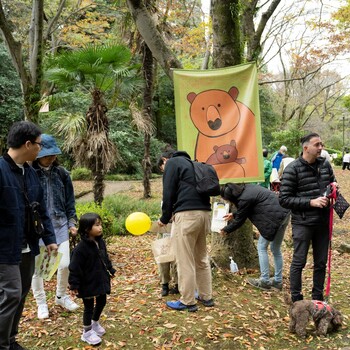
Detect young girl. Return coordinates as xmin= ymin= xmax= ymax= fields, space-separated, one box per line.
xmin=69 ymin=213 xmax=115 ymax=345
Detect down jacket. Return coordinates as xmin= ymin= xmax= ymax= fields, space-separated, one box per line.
xmin=279 ymin=156 xmax=335 ymax=225
xmin=222 ymin=184 xmax=290 ymax=241
xmin=69 ymin=235 xmax=116 ymax=298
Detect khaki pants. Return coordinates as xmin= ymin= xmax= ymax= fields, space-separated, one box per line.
xmin=158 ymin=262 xmax=178 ymax=285
xmin=172 ymin=210 xmax=212 ymax=305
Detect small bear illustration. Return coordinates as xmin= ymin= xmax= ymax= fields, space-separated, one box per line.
xmin=206 ymin=140 xmax=246 ymax=177
xmin=206 ymin=140 xmax=246 ymax=166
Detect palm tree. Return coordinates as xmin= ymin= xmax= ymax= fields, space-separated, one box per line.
xmin=46 ymin=44 xmax=133 ymax=204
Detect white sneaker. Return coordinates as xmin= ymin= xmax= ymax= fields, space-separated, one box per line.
xmin=81 ymin=329 xmax=101 ymax=345
xmin=37 ymin=304 xmax=49 ymax=319
xmin=55 ymin=295 xmax=79 ymax=311
xmin=92 ymin=320 xmax=106 ymax=336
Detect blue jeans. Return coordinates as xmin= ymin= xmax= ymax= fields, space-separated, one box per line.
xmin=257 ymin=214 xmax=289 ymax=283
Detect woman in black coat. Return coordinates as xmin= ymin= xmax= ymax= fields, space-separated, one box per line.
xmin=220 ymin=183 xmax=290 ymax=291
xmin=69 ymin=213 xmax=115 ymax=345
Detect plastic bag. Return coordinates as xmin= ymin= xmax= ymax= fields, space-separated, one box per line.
xmin=151 ymin=234 xmax=175 ymax=263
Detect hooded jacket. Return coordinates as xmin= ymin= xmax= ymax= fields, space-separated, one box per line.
xmin=222 ymin=184 xmax=290 ymax=241
xmin=69 ymin=235 xmax=116 ymax=298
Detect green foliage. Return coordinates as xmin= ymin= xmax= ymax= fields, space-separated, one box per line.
xmin=325 ymin=147 xmax=343 ymax=166
xmin=71 ymin=167 xmax=92 ymax=180
xmin=46 ymin=44 xmax=132 ymax=93
xmin=75 ymin=202 xmax=115 ymax=240
xmin=153 ymin=72 xmax=177 ymax=146
xmin=268 ymin=123 xmax=305 ymax=158
xmin=0 ymin=43 xmax=23 ymax=151
xmin=259 ymin=86 xmax=279 ymax=147
xmin=108 ymin=107 xmax=167 ymax=175
xmin=103 ymin=194 xmax=161 ymax=235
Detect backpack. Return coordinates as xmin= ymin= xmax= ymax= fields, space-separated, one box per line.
xmin=187 ymin=159 xmax=220 ymax=196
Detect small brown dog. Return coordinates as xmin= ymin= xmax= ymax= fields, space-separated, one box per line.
xmin=289 ymin=300 xmax=343 ymax=338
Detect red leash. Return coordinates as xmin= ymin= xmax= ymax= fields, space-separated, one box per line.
xmin=325 ymin=182 xmax=337 ymax=300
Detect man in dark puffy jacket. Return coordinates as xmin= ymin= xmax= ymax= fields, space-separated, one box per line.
xmin=158 ymin=151 xmax=213 ymax=312
xmin=279 ymin=133 xmax=335 ymax=303
xmin=220 ymin=183 xmax=290 ymax=291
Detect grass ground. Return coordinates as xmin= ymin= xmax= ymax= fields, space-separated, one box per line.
xmin=18 ymin=168 xmax=350 ymax=349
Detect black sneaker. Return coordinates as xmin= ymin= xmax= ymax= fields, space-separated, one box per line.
xmin=247 ymin=278 xmax=271 ymax=291
xmin=169 ymin=284 xmax=179 ymax=295
xmin=197 ymin=297 xmax=215 ymax=307
xmin=161 ymin=283 xmax=169 ymax=297
xmin=269 ymin=278 xmax=283 ymax=291
xmin=10 ymin=342 xmax=28 ymax=350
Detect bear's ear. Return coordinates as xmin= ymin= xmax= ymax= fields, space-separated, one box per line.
xmin=228 ymin=87 xmax=239 ymax=100
xmin=213 ymin=145 xmax=218 ymax=151
xmin=187 ymin=92 xmax=197 ymax=103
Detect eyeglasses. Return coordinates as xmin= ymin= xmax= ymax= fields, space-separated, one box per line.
xmin=31 ymin=141 xmax=43 ymax=149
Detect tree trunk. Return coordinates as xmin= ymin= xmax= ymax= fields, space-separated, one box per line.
xmin=211 ymin=221 xmax=258 ymax=270
xmin=242 ymin=0 xmax=281 ymax=62
xmin=0 ymin=0 xmax=47 ymax=122
xmin=126 ymin=0 xmax=182 ymax=79
xmin=211 ymin=0 xmax=242 ymax=67
xmin=93 ymin=155 xmax=105 ymax=205
xmin=141 ymin=42 xmax=153 ymax=198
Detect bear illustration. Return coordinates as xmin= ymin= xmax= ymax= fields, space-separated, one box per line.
xmin=206 ymin=140 xmax=246 ymax=178
xmin=187 ymin=87 xmax=258 ymax=179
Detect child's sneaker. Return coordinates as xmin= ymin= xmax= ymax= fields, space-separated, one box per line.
xmin=81 ymin=329 xmax=101 ymax=345
xmin=92 ymin=320 xmax=106 ymax=336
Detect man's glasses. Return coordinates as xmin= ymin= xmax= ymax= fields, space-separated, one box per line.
xmin=31 ymin=141 xmax=43 ymax=149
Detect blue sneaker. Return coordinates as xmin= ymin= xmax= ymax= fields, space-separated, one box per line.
xmin=166 ymin=300 xmax=198 ymax=312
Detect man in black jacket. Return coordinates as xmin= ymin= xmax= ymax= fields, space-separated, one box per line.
xmin=158 ymin=151 xmax=213 ymax=312
xmin=279 ymin=133 xmax=335 ymax=302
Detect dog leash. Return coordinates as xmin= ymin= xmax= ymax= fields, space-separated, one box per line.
xmin=325 ymin=182 xmax=337 ymax=301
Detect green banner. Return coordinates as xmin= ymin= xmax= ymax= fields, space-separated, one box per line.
xmin=173 ymin=62 xmax=263 ymax=183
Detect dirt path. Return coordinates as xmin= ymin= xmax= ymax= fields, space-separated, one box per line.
xmin=76 ymin=180 xmax=143 ymax=202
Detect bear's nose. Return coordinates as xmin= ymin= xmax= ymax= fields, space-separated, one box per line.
xmin=208 ymin=119 xmax=222 ymax=130
xmin=207 ymin=105 xmax=222 ymax=130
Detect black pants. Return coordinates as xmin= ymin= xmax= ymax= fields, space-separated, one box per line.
xmin=82 ymin=294 xmax=107 ymax=326
xmin=10 ymin=253 xmax=35 ymax=344
xmin=342 ymin=162 xmax=350 ymax=170
xmin=290 ymin=224 xmax=329 ymax=302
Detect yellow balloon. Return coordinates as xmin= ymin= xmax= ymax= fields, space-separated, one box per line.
xmin=125 ymin=212 xmax=151 ymax=236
